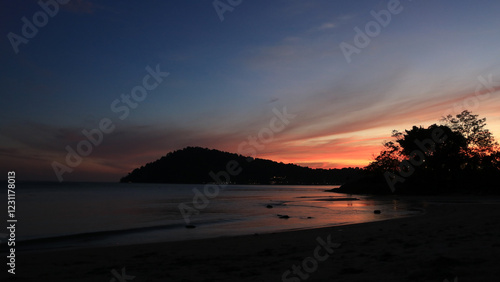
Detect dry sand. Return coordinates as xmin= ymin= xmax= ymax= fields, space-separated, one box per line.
xmin=5 ymin=196 xmax=500 ymax=281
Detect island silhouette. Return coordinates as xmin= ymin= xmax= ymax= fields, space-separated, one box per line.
xmin=120 ymin=146 xmax=363 ymax=185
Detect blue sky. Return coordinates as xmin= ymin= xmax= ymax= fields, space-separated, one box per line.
xmin=1 ymin=0 xmax=500 ymax=181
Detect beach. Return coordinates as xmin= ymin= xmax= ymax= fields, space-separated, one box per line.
xmin=6 ymin=196 xmax=500 ymax=281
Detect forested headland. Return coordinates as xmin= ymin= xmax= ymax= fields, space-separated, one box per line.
xmin=120 ymin=147 xmax=362 ymax=185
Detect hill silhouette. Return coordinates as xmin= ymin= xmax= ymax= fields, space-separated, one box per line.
xmin=120 ymin=147 xmax=362 ymax=185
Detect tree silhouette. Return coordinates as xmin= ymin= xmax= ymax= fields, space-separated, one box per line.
xmin=366 ymin=140 xmax=402 ymax=173
xmin=355 ymin=111 xmax=500 ymax=194
xmin=441 ymin=110 xmax=498 ymax=157
xmin=396 ymin=124 xmax=466 ymax=172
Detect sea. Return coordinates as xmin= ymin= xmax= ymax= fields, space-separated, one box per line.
xmin=2 ymin=182 xmax=425 ymax=252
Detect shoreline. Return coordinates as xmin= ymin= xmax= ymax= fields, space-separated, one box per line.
xmin=9 ymin=207 xmax=420 ymax=255
xmin=8 ymin=190 xmax=419 ymax=253
xmin=6 ymin=196 xmax=500 ymax=281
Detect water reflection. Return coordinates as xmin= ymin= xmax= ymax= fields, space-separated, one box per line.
xmin=15 ymin=183 xmax=427 ymax=250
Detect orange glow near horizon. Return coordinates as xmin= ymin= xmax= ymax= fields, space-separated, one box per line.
xmin=259 ymin=144 xmax=380 ymax=169
xmin=253 ymin=104 xmax=500 ymax=170
xmin=256 ymin=131 xmax=392 ymax=169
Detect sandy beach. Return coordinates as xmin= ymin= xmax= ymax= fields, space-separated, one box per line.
xmin=6 ymin=196 xmax=500 ymax=281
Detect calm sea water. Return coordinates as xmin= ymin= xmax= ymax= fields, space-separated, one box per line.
xmin=3 ymin=182 xmax=424 ymax=251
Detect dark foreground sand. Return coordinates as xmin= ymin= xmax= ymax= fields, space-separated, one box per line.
xmin=5 ymin=196 xmax=500 ymax=281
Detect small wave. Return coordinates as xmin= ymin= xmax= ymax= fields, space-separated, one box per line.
xmin=2 ymin=217 xmax=244 ymax=252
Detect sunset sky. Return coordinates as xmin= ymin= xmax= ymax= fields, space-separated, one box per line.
xmin=1 ymin=0 xmax=500 ymax=182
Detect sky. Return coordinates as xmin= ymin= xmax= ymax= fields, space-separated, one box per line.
xmin=1 ymin=0 xmax=500 ymax=182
